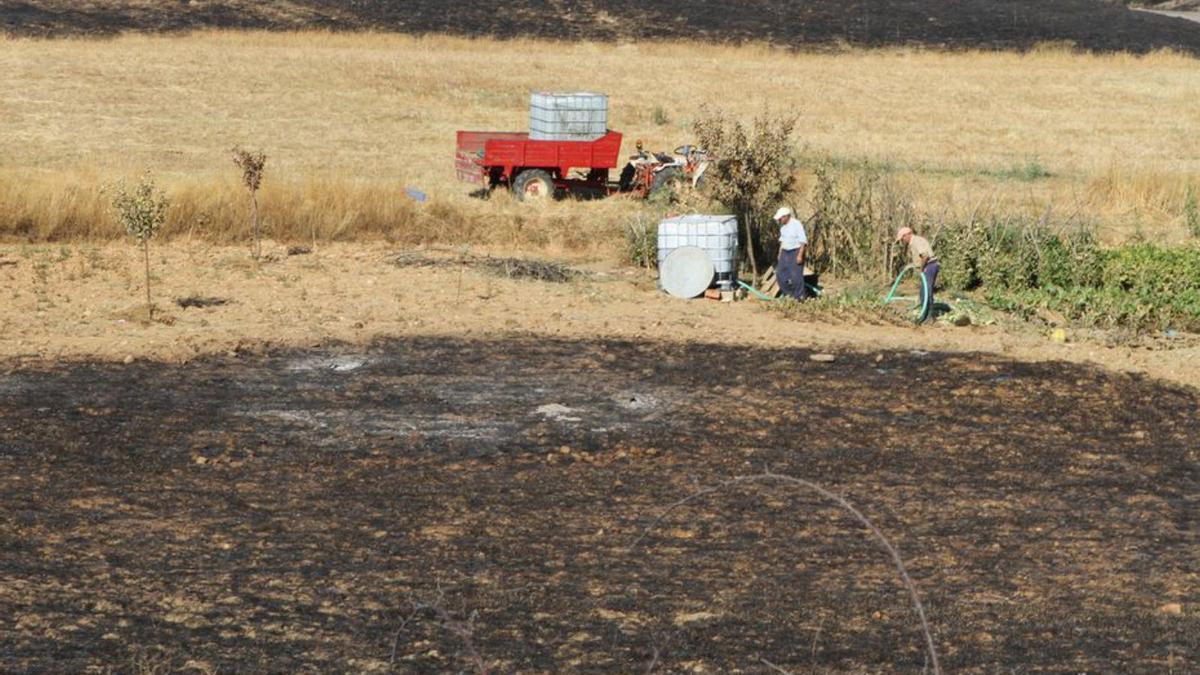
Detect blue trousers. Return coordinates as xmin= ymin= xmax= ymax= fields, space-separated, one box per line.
xmin=778 ymin=251 xmax=807 ymax=300
xmin=919 ymin=261 xmax=940 ymax=323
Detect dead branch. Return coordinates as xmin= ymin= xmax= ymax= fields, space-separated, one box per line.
xmin=433 ymin=606 xmax=491 ymax=675
xmin=643 ymin=646 xmax=661 ymax=674
xmin=409 ymin=591 xmax=495 ymax=675
xmin=628 ymin=470 xmax=941 ymax=675
xmin=759 ymin=657 xmax=795 ymax=674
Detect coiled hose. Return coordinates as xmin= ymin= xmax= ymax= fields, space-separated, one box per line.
xmin=883 ymin=265 xmax=930 ymax=322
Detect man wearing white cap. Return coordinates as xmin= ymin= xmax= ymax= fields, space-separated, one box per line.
xmin=773 ymin=206 xmax=808 ymax=300
xmin=896 ymin=227 xmax=938 ymax=322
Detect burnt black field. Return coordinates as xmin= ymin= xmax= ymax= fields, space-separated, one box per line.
xmin=1 ymin=337 xmax=1197 ymax=672
xmin=4 ymin=0 xmax=1200 ymax=54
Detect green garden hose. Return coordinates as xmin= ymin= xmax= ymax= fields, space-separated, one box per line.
xmin=737 ymin=279 xmax=777 ymax=301
xmin=883 ymin=265 xmax=930 ymax=322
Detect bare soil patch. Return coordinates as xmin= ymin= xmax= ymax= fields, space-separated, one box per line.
xmin=4 ymin=242 xmax=1200 ymax=391
xmin=0 ymin=335 xmax=1196 ymax=672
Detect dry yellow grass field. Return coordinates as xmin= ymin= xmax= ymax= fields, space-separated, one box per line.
xmin=2 ymin=31 xmax=1199 ymax=248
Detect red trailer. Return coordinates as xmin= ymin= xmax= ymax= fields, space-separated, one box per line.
xmin=455 ymin=130 xmax=624 ymax=200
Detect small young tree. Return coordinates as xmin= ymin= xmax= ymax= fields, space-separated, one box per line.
xmin=231 ymin=146 xmax=267 ymax=259
xmin=693 ymin=106 xmax=800 ymax=283
xmin=110 ymin=174 xmax=169 ymax=321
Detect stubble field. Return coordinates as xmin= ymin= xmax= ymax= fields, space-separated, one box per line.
xmin=2 ymin=32 xmax=1199 ymax=249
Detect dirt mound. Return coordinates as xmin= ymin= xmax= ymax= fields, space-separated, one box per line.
xmin=6 ymin=0 xmax=1200 ymax=53
xmin=2 ymin=336 xmax=1197 ymax=671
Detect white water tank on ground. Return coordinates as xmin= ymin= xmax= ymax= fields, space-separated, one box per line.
xmin=657 ymin=214 xmax=739 ymax=290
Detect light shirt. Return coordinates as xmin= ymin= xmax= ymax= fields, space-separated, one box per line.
xmin=779 ymin=218 xmax=808 ymax=251
xmin=908 ymin=235 xmax=935 ymax=267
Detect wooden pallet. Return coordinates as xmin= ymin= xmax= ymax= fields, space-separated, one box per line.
xmin=760 ymin=266 xmax=779 ymax=297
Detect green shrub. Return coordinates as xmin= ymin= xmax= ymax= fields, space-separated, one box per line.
xmin=693 ymin=106 xmax=800 ymax=283
xmin=1100 ymin=244 xmax=1200 ymax=296
xmin=1065 ymin=229 xmax=1104 ymax=288
xmin=1034 ymin=228 xmax=1102 ymax=289
xmin=993 ymin=160 xmax=1052 ymax=182
xmin=806 ymin=159 xmax=916 ymax=281
xmin=975 ymin=219 xmax=1035 ymax=290
xmin=933 ymin=220 xmax=983 ymax=291
xmin=988 ymin=285 xmax=1200 ymax=333
xmin=986 ymin=243 xmax=1200 ymax=332
xmin=1033 ymin=234 xmax=1072 ymax=288
xmin=109 ymin=174 xmax=168 ymax=321
xmin=935 ymin=217 xmax=1104 ymax=293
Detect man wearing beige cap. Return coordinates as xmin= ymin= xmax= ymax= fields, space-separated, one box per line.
xmin=774 ymin=206 xmax=808 ymax=300
xmin=896 ymin=227 xmax=938 ymax=322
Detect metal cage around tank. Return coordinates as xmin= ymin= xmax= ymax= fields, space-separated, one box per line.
xmin=657 ymin=215 xmax=740 ymax=291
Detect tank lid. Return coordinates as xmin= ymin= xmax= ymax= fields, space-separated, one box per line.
xmin=659 ymin=214 xmax=737 ymax=225
xmin=660 ymin=246 xmax=715 ymax=299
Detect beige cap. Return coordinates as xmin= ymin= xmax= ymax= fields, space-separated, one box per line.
xmin=773 ymin=206 xmax=793 ymax=222
xmin=895 ymin=226 xmax=914 ymax=242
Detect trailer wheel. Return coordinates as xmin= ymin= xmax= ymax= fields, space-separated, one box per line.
xmin=513 ymin=170 xmax=554 ymax=201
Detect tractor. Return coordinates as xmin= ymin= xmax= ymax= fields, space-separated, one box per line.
xmin=618 ymin=143 xmax=711 ymax=199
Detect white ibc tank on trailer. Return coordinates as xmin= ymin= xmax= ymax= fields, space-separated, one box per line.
xmin=657 ymin=214 xmax=739 ymax=290
xmin=529 ymin=91 xmax=609 ymax=141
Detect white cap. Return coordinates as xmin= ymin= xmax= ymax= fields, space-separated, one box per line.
xmin=773 ymin=206 xmax=793 ymax=221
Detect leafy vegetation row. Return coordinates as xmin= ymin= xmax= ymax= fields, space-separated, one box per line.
xmin=643 ymin=113 xmax=1200 ymax=335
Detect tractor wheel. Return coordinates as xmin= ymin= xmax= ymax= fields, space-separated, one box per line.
xmin=618 ymin=163 xmax=637 ymax=191
xmin=649 ymin=166 xmax=681 ymax=200
xmin=512 ymin=169 xmax=554 ymax=201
